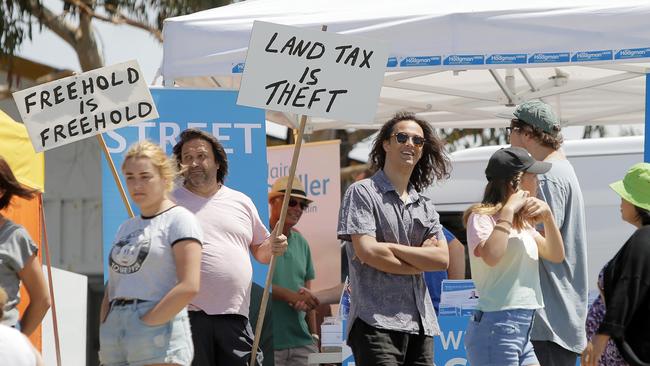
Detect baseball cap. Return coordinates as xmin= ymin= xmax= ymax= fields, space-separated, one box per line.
xmin=609 ymin=162 xmax=650 ymax=211
xmin=513 ymin=100 xmax=561 ymax=135
xmin=485 ymin=147 xmax=552 ymax=180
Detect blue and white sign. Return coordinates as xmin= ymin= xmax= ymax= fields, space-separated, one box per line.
xmin=400 ymin=56 xmax=442 ymax=67
xmin=101 ymin=88 xmax=269 ymax=285
xmin=616 ymin=47 xmax=650 ymax=60
xmin=528 ymin=52 xmax=570 ymax=64
xmin=486 ymin=54 xmax=527 ymax=65
xmin=571 ymin=50 xmax=612 ymax=62
xmin=435 ymin=316 xmax=471 ymax=366
xmin=443 ymin=55 xmax=484 ymax=66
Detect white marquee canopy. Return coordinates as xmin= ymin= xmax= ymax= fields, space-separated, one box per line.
xmin=162 ymin=0 xmax=650 ymax=131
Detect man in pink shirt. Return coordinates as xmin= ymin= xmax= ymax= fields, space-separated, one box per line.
xmin=172 ymin=128 xmax=288 ymax=366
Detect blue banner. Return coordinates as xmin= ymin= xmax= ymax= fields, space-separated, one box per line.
xmin=434 ymin=316 xmax=471 ymax=366
xmin=101 ymin=88 xmax=269 ymax=285
xmin=400 ymin=56 xmax=442 ymax=67
xmin=571 ymin=50 xmax=612 ymax=62
xmin=528 ymin=52 xmax=570 ymax=64
xmin=486 ymin=54 xmax=527 ymax=65
xmin=615 ymin=47 xmax=650 ymax=60
xmin=443 ymin=55 xmax=484 ymax=66
xmin=643 ymin=74 xmax=650 ymax=163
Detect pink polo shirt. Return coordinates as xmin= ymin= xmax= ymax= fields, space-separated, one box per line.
xmin=172 ymin=185 xmax=270 ymax=318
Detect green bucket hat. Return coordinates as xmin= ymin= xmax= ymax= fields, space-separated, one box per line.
xmin=513 ymin=100 xmax=561 ymax=135
xmin=609 ymin=162 xmax=650 ymax=211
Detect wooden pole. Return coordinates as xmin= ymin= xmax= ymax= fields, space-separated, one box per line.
xmin=249 ymin=24 xmax=327 ymax=366
xmin=249 ymin=114 xmax=308 ymax=366
xmin=96 ymin=134 xmax=134 ymax=218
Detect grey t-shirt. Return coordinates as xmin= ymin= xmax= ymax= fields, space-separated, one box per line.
xmin=0 ymin=219 xmax=38 ymax=327
xmin=108 ymin=206 xmax=203 ymax=302
xmin=531 ymin=158 xmax=588 ymax=353
xmin=338 ymin=170 xmax=442 ymax=338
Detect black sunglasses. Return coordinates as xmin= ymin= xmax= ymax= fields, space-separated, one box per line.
xmin=505 ymin=126 xmax=522 ymax=135
xmin=392 ymin=132 xmax=425 ymax=147
xmin=288 ymin=198 xmax=309 ymax=210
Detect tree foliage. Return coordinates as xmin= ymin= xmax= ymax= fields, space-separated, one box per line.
xmin=1 ymin=0 xmax=229 ymax=71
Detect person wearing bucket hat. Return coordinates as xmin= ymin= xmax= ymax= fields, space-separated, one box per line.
xmin=510 ymin=100 xmax=589 ymax=366
xmin=463 ymin=147 xmax=565 ymax=366
xmin=582 ymin=163 xmax=650 ymax=366
xmin=268 ymin=176 xmax=319 ymax=366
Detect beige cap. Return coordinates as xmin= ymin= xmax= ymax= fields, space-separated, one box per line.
xmin=269 ymin=176 xmax=312 ymax=203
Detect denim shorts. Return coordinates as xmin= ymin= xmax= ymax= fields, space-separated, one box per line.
xmin=99 ymin=300 xmax=194 ymax=366
xmin=464 ymin=309 xmax=539 ymax=366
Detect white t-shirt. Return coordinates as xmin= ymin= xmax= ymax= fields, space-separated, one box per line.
xmin=108 ymin=206 xmax=203 ymax=302
xmin=172 ymin=185 xmax=270 ymax=317
xmin=466 ymin=212 xmax=544 ymax=312
xmin=0 ymin=324 xmax=37 ymax=366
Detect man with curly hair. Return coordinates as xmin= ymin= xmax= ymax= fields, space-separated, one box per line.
xmin=337 ymin=112 xmax=451 ymax=365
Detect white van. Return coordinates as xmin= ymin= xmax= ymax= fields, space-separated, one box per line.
xmin=427 ymin=135 xmax=644 ymax=290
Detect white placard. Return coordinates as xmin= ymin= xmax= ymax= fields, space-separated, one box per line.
xmin=41 ymin=266 xmax=87 ymax=366
xmin=237 ymin=21 xmax=389 ymax=123
xmin=12 ymin=60 xmax=159 ymax=152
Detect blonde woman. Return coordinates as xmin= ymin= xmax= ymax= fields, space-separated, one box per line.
xmin=99 ymin=141 xmax=203 ymax=366
xmin=463 ymin=147 xmax=565 ymax=366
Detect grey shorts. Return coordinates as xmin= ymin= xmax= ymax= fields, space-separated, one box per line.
xmin=274 ymin=343 xmax=318 ymax=366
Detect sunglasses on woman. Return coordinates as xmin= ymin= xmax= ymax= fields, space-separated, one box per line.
xmin=392 ymin=132 xmax=426 ymax=147
xmin=288 ymin=198 xmax=310 ymax=210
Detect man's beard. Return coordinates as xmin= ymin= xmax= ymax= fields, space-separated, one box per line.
xmin=186 ymin=170 xmax=211 ymax=187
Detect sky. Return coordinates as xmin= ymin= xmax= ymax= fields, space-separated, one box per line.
xmin=18 ymin=0 xmax=163 ymax=84
xmin=15 ymin=0 xmax=291 ymax=138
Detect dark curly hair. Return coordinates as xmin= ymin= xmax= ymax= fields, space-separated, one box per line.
xmin=172 ymin=129 xmax=228 ymax=184
xmin=369 ymin=112 xmax=450 ymax=191
xmin=511 ymin=118 xmax=563 ymax=150
xmin=0 ymin=156 xmax=38 ymax=210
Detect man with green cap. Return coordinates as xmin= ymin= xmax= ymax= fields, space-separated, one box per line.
xmin=509 ymin=100 xmax=588 ymax=366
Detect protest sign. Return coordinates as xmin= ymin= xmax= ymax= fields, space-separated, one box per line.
xmin=12 ymin=60 xmax=158 ymax=152
xmin=239 ymin=22 xmax=389 ymax=364
xmin=237 ymin=21 xmax=389 ymax=123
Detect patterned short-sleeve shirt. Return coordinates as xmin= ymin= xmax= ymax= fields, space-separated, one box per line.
xmin=338 ymin=170 xmax=443 ymax=337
